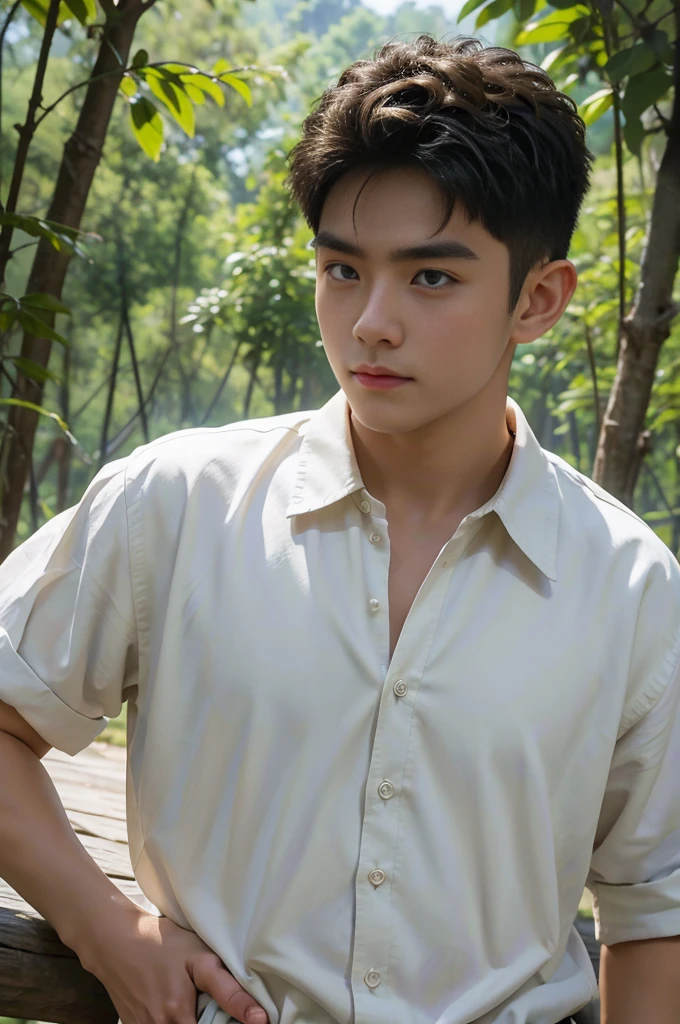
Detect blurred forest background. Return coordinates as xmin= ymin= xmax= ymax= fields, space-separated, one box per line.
xmin=0 ymin=0 xmax=676 ymax=1020
xmin=0 ymin=0 xmax=678 ymax=549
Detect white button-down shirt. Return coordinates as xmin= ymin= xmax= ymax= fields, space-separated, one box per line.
xmin=2 ymin=390 xmax=680 ymax=1024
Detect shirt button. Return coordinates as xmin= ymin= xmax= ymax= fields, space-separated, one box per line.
xmin=393 ymin=679 xmax=408 ymax=698
xmin=368 ymin=868 xmax=386 ymax=886
xmin=378 ymin=779 xmax=394 ymax=800
xmin=364 ymin=969 xmax=381 ymax=989
xmin=369 ymin=598 xmax=380 ymax=612
xmin=360 ymin=499 xmax=371 ymax=513
xmin=369 ymin=532 xmax=381 ymax=544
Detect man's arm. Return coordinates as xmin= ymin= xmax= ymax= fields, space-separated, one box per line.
xmin=599 ymin=935 xmax=680 ymax=1024
xmin=0 ymin=700 xmax=267 ymax=1024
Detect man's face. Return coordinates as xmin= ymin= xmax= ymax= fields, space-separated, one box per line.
xmin=314 ymin=164 xmax=519 ymax=436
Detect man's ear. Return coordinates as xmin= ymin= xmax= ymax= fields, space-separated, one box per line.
xmin=510 ymin=259 xmax=578 ymax=345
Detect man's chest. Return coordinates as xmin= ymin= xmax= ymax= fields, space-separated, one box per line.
xmin=142 ymin=512 xmax=628 ymax=816
xmin=386 ymin=519 xmax=464 ymax=662
xmin=131 ymin=506 xmax=638 ymax=1006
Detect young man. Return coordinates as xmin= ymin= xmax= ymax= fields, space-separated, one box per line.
xmin=0 ymin=34 xmax=679 ymax=1024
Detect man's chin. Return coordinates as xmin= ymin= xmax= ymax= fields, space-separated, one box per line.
xmin=344 ymin=392 xmax=435 ymax=438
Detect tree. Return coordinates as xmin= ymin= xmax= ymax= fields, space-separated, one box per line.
xmin=0 ymin=0 xmax=256 ymax=560
xmin=459 ymin=0 xmax=679 ymax=506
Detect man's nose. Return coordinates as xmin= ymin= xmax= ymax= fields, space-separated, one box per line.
xmin=352 ymin=287 xmax=404 ymax=347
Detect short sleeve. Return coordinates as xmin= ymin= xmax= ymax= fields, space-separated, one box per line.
xmin=585 ymin=627 xmax=680 ymax=946
xmin=0 ymin=458 xmax=137 ymax=756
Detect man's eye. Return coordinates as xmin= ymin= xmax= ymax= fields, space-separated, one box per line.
xmin=327 ymin=263 xmax=358 ymax=281
xmin=413 ymin=269 xmax=454 ymax=289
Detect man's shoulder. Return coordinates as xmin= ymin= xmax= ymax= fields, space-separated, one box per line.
xmin=124 ymin=408 xmax=314 ymax=491
xmin=545 ymin=447 xmax=680 ymax=582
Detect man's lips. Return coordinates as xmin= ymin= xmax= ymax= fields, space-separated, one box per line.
xmin=351 ymin=368 xmax=413 ymax=390
xmin=351 ymin=365 xmax=412 ymax=379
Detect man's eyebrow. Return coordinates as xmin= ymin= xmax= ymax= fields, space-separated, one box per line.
xmin=309 ymin=230 xmax=479 ymax=262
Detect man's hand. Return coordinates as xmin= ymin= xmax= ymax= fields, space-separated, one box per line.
xmin=80 ymin=903 xmax=268 ymax=1024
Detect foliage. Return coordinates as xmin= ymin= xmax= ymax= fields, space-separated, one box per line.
xmin=1 ymin=0 xmax=679 ymax=554
xmin=180 ymin=150 xmax=335 ymax=419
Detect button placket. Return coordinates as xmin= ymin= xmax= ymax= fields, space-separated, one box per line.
xmin=354 ymin=496 xmax=440 ymax=1022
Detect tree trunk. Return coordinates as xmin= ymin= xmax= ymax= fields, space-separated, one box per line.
xmin=0 ymin=0 xmax=152 ymax=562
xmin=567 ymin=409 xmax=581 ymax=472
xmin=592 ymin=29 xmax=680 ymax=504
xmin=57 ymin=344 xmax=72 ymax=512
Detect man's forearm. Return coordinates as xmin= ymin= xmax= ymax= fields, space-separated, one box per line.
xmin=0 ymin=729 xmax=140 ymax=959
xmin=599 ymin=935 xmax=680 ymax=1024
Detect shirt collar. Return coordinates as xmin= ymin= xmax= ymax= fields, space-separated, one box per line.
xmin=287 ymin=390 xmax=559 ymax=582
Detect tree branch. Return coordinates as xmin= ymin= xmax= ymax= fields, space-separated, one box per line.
xmin=585 ymin=323 xmax=601 ymax=433
xmin=8 ymin=241 xmax=39 ymax=257
xmin=97 ymin=310 xmax=124 ymax=471
xmin=115 ymin=223 xmax=149 ymax=442
xmin=610 ymin=0 xmax=638 ymax=25
xmin=199 ymin=339 xmax=242 ymax=426
xmin=0 ymin=0 xmax=61 ymax=283
xmin=612 ymin=88 xmax=627 ymax=358
xmin=34 ymin=61 xmax=254 ymax=128
xmin=0 ymin=0 xmax=23 ymax=175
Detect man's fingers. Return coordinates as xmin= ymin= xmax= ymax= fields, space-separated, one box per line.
xmin=190 ymin=954 xmax=268 ymax=1024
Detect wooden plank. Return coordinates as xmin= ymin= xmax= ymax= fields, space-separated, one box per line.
xmin=55 ymin=783 xmax=127 ymax=822
xmin=0 ymin=877 xmax=151 ymax=955
xmin=76 ymin=833 xmax=134 ymax=880
xmin=67 ymin=809 xmax=128 ymax=844
xmin=0 ymin=945 xmax=118 ymax=1024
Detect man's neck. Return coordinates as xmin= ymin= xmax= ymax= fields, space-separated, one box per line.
xmin=349 ymin=394 xmax=515 ymax=527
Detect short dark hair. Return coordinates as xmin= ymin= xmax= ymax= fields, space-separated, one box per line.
xmin=286 ymin=36 xmax=593 ymax=309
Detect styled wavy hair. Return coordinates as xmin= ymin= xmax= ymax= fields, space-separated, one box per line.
xmin=286 ymin=36 xmax=593 ymax=309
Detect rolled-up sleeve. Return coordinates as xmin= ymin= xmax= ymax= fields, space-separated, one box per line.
xmin=586 ymin=622 xmax=680 ymax=946
xmin=0 ymin=457 xmax=137 ymax=756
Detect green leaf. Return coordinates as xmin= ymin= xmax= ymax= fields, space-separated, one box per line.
xmin=21 ymin=0 xmax=48 ymax=24
xmin=580 ymin=87 xmax=613 ymax=125
xmin=540 ymin=45 xmax=568 ymax=71
xmin=20 ymin=292 xmax=71 ymax=315
xmin=183 ymin=82 xmax=205 ymax=105
xmin=568 ymin=14 xmax=594 ymax=42
xmin=219 ymin=73 xmax=252 ymax=107
xmin=182 ymin=72 xmax=224 ymax=107
xmin=621 ymin=66 xmax=673 ymax=124
xmin=146 ymin=75 xmax=195 ymax=137
xmin=648 ymin=29 xmax=673 ymax=66
xmin=0 ymin=310 xmax=16 ymax=330
xmin=21 ymin=0 xmax=82 ymax=25
xmin=129 ymin=96 xmax=164 ymax=161
xmin=212 ymin=57 xmax=233 ymax=75
xmin=0 ymin=212 xmax=94 ymax=257
xmin=476 ymin=0 xmax=513 ymax=28
xmin=515 ymin=4 xmax=589 ymax=43
xmin=605 ymin=42 xmax=657 ymax=84
xmin=622 ymin=114 xmax=644 ymax=156
xmin=6 ymin=356 xmax=59 ymax=384
xmin=132 ymin=49 xmax=149 ymax=69
xmin=16 ymin=309 xmax=70 ymax=346
xmin=514 ymin=0 xmax=537 ymax=20
xmin=159 ymin=62 xmax=195 ymax=77
xmin=458 ymin=0 xmax=491 ymax=19
xmin=62 ymin=0 xmax=96 ymax=25
xmin=0 ymin=398 xmax=68 ymax=433
xmin=119 ymin=74 xmax=138 ymax=98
